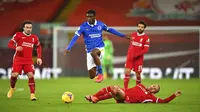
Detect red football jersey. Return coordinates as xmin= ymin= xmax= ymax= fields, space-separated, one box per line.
xmin=124 ymin=84 xmax=176 ymax=103
xmin=128 ymin=32 xmax=150 ymax=58
xmin=10 ymin=32 xmax=40 ymax=64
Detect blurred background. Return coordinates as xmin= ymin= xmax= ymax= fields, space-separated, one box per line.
xmin=0 ymin=0 xmax=199 ymax=80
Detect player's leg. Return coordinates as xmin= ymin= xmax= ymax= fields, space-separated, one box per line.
xmin=85 ymin=85 xmax=115 ymax=103
xmin=90 ymin=48 xmax=104 ymax=82
xmin=24 ymin=64 xmax=36 ymax=101
xmin=124 ymin=53 xmax=134 ymax=90
xmin=134 ymin=58 xmax=143 ymax=85
xmin=109 ymin=85 xmax=125 ymax=102
xmin=135 ymin=66 xmax=142 ymax=85
xmin=7 ymin=65 xmax=22 ymax=98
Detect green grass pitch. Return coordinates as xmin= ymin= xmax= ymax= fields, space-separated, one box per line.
xmin=0 ymin=77 xmax=200 ymax=112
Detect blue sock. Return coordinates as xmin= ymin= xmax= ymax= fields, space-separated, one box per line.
xmin=96 ymin=65 xmax=103 ymax=75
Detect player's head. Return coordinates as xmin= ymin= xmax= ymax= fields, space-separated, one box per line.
xmin=22 ymin=20 xmax=32 ymax=35
xmin=86 ymin=9 xmax=96 ymax=25
xmin=147 ymin=84 xmax=160 ymax=94
xmin=137 ymin=21 xmax=147 ymax=34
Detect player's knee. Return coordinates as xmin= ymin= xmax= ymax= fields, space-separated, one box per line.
xmin=11 ymin=73 xmax=19 ymax=77
xmin=89 ymin=75 xmax=95 ymax=79
xmin=125 ymin=69 xmax=131 ymax=74
xmin=27 ymin=72 xmax=34 ymax=78
xmin=136 ymin=72 xmax=140 ymax=77
xmin=90 ymin=52 xmax=97 ymax=59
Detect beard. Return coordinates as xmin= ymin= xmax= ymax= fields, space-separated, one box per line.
xmin=25 ymin=31 xmax=31 ymax=35
xmin=137 ymin=29 xmax=144 ymax=34
xmin=88 ymin=19 xmax=95 ymax=25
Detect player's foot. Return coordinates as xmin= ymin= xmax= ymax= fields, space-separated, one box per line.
xmin=90 ymin=95 xmax=99 ymax=103
xmin=30 ymin=93 xmax=37 ymax=101
xmin=85 ymin=95 xmax=92 ymax=102
xmin=7 ymin=88 xmax=15 ymax=98
xmin=95 ymin=74 xmax=104 ymax=83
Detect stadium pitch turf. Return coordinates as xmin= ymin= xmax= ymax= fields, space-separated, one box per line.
xmin=0 ymin=77 xmax=200 ymax=112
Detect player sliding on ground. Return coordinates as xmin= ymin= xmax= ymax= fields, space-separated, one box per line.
xmin=7 ymin=20 xmax=42 ymax=101
xmin=124 ymin=21 xmax=150 ymax=89
xmin=85 ymin=82 xmax=182 ymax=103
xmin=64 ymin=9 xmax=130 ymax=83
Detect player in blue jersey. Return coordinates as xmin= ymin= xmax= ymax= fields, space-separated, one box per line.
xmin=64 ymin=9 xmax=130 ymax=83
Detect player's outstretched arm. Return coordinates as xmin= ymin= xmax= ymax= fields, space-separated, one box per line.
xmin=156 ymin=90 xmax=182 ymax=103
xmin=102 ymin=24 xmax=130 ymax=40
xmin=63 ymin=34 xmax=79 ymax=55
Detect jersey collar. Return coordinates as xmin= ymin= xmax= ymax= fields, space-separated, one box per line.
xmin=87 ymin=19 xmax=97 ymax=27
xmin=137 ymin=32 xmax=145 ymax=36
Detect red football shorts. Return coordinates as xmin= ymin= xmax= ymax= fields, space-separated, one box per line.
xmin=125 ymin=53 xmax=143 ymax=73
xmin=12 ymin=64 xmax=35 ymax=74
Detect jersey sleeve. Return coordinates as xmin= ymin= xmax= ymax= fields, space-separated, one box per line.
xmin=75 ymin=26 xmax=84 ymax=36
xmin=150 ymin=94 xmax=176 ymax=103
xmin=102 ymin=23 xmax=109 ymax=31
xmin=11 ymin=33 xmax=20 ymax=43
xmin=144 ymin=36 xmax=150 ymax=48
xmin=34 ymin=36 xmax=40 ymax=46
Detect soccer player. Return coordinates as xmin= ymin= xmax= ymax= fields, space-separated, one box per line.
xmin=64 ymin=9 xmax=130 ymax=83
xmin=85 ymin=83 xmax=182 ymax=104
xmin=124 ymin=21 xmax=150 ymax=89
xmin=7 ymin=20 xmax=42 ymax=101
xmin=102 ymin=36 xmax=114 ymax=78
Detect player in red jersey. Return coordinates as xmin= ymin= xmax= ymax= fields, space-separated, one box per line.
xmin=7 ymin=20 xmax=42 ymax=101
xmin=85 ymin=82 xmax=182 ymax=104
xmin=124 ymin=21 xmax=150 ymax=89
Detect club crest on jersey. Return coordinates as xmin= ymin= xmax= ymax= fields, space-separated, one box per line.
xmin=97 ymin=26 xmax=102 ymax=30
xmin=22 ymin=37 xmax=26 ymax=39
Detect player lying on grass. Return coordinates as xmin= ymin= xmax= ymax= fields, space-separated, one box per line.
xmin=85 ymin=83 xmax=182 ymax=103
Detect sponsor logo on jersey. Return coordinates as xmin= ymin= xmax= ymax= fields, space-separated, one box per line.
xmin=89 ymin=33 xmax=101 ymax=38
xmin=22 ymin=42 xmax=33 ymax=48
xmin=131 ymin=41 xmax=142 ymax=47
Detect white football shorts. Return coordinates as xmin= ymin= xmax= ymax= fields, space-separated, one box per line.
xmin=87 ymin=47 xmax=104 ymax=70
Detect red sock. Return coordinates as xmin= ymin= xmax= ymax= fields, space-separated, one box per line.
xmin=136 ymin=75 xmax=141 ymax=85
xmin=93 ymin=86 xmax=114 ymax=97
xmin=10 ymin=76 xmax=17 ymax=88
xmin=124 ymin=74 xmax=130 ymax=90
xmin=97 ymin=92 xmax=113 ymax=101
xmin=28 ymin=77 xmax=35 ymax=94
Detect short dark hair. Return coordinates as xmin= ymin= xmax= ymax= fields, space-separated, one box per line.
xmin=87 ymin=9 xmax=96 ymax=16
xmin=155 ymin=85 xmax=160 ymax=94
xmin=137 ymin=21 xmax=147 ymax=28
xmin=22 ymin=20 xmax=32 ymax=28
xmin=20 ymin=20 xmax=32 ymax=32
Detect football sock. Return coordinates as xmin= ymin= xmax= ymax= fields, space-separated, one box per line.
xmin=97 ymin=92 xmax=113 ymax=101
xmin=93 ymin=86 xmax=114 ymax=97
xmin=10 ymin=76 xmax=17 ymax=88
xmin=136 ymin=75 xmax=141 ymax=85
xmin=28 ymin=77 xmax=35 ymax=94
xmin=96 ymin=65 xmax=103 ymax=74
xmin=124 ymin=74 xmax=130 ymax=90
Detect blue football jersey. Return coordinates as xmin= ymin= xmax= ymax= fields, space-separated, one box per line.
xmin=75 ymin=20 xmax=108 ymax=52
xmin=66 ymin=20 xmax=125 ymax=53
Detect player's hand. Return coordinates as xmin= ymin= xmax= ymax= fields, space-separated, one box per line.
xmin=124 ymin=36 xmax=132 ymax=41
xmin=37 ymin=58 xmax=42 ymax=66
xmin=175 ymin=90 xmax=182 ymax=97
xmin=63 ymin=50 xmax=70 ymax=56
xmin=16 ymin=46 xmax=23 ymax=51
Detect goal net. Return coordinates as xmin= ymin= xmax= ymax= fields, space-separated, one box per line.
xmin=53 ymin=26 xmax=199 ymax=79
